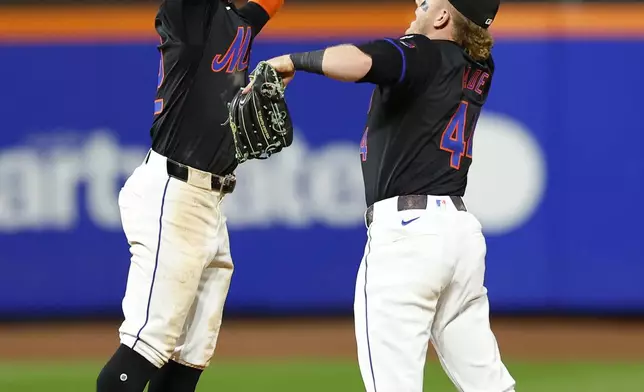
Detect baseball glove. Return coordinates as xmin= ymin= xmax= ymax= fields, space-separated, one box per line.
xmin=228 ymin=61 xmax=294 ymax=164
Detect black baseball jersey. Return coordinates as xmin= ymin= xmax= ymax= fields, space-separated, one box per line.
xmin=357 ymin=35 xmax=494 ymax=207
xmin=151 ymin=0 xmax=270 ymax=175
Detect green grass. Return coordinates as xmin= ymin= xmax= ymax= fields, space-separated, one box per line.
xmin=0 ymin=360 xmax=643 ymax=391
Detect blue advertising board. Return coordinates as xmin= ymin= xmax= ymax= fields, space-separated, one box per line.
xmin=1 ymin=38 xmax=643 ymax=317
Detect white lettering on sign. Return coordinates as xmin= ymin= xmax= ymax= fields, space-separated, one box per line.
xmin=0 ymin=113 xmax=547 ymax=236
xmin=0 ymin=131 xmax=145 ymax=232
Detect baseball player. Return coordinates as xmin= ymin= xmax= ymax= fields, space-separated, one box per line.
xmin=96 ymin=1 xmax=284 ymax=391
xmin=260 ymin=0 xmax=516 ymax=391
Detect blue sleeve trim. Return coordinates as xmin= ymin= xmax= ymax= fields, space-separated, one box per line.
xmin=383 ymin=38 xmax=407 ymax=84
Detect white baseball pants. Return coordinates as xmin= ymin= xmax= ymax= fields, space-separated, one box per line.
xmin=117 ymin=150 xmax=233 ymax=369
xmin=354 ymin=195 xmax=515 ymax=392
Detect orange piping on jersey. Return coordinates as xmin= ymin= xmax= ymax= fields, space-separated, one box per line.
xmin=154 ymin=99 xmax=164 ymax=115
xmin=0 ymin=4 xmax=643 ymax=43
xmin=250 ymin=0 xmax=284 ymax=18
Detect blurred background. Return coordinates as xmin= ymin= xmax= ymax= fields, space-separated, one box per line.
xmin=1 ymin=0 xmax=643 ymax=391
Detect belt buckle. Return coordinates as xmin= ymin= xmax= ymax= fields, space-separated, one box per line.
xmin=187 ymin=167 xmax=212 ymax=189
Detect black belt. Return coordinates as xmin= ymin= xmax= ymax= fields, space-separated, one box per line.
xmin=365 ymin=195 xmax=467 ymax=228
xmin=145 ymin=151 xmax=236 ymax=194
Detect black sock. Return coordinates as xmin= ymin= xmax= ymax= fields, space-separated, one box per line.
xmin=147 ymin=360 xmax=203 ymax=392
xmin=97 ymin=344 xmax=158 ymax=392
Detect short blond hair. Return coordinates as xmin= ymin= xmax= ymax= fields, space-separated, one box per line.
xmin=450 ymin=6 xmax=494 ymax=61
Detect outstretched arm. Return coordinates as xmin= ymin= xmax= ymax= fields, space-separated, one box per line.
xmin=160 ymin=0 xmax=217 ymax=44
xmin=263 ymin=34 xmax=441 ymax=87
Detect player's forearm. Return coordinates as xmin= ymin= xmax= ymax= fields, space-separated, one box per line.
xmin=290 ymin=45 xmax=372 ymax=82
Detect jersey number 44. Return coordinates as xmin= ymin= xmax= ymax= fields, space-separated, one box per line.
xmin=439 ymin=100 xmax=479 ymax=170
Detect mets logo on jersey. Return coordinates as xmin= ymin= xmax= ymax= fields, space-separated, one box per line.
xmin=398 ymin=35 xmax=417 ymax=48
xmin=212 ymin=26 xmax=252 ymax=73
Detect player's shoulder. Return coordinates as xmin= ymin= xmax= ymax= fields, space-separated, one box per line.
xmin=390 ymin=34 xmax=444 ymax=67
xmin=394 ymin=34 xmax=437 ymax=50
xmin=156 ymin=0 xmax=224 ymax=44
xmin=395 ymin=34 xmax=444 ymax=71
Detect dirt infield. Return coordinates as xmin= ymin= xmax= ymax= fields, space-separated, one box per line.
xmin=1 ymin=317 xmax=644 ymax=361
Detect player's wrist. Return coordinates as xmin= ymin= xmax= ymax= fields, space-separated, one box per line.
xmin=289 ymin=50 xmax=325 ymax=75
